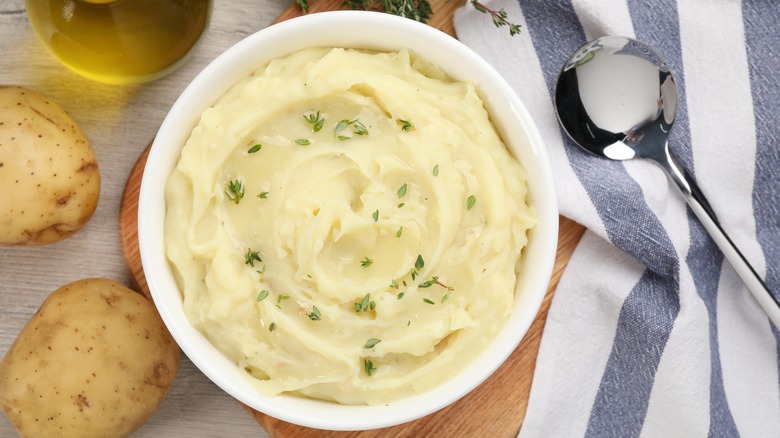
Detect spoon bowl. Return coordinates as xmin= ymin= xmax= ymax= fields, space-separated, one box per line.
xmin=555 ymin=37 xmax=677 ymax=162
xmin=553 ymin=36 xmax=780 ymax=328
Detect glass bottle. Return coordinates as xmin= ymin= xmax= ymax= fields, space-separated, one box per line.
xmin=25 ymin=0 xmax=212 ymax=85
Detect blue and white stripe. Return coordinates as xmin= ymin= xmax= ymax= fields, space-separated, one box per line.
xmin=454 ymin=0 xmax=780 ymax=435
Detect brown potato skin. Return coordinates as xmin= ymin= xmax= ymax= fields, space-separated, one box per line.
xmin=0 ymin=86 xmax=100 ymax=246
xmin=0 ymin=279 xmax=180 ymax=438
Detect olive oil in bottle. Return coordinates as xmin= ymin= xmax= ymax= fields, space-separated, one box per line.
xmin=25 ymin=0 xmax=212 ymax=84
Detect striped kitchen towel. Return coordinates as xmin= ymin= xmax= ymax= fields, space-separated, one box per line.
xmin=454 ymin=0 xmax=780 ymax=436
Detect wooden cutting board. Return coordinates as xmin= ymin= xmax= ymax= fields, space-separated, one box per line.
xmin=118 ymin=1 xmax=586 ymax=436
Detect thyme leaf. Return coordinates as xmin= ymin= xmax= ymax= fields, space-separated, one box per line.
xmin=415 ymin=254 xmax=425 ymax=270
xmin=363 ymin=338 xmax=382 ymax=349
xmin=364 ymin=358 xmax=377 ymax=376
xmin=275 ymin=295 xmax=289 ymax=309
xmin=295 ymin=0 xmax=309 ymax=13
xmin=467 ymin=195 xmax=476 ymax=210
xmin=355 ymin=293 xmax=374 ymax=312
xmin=397 ymin=119 xmax=414 ymax=132
xmin=307 ymin=305 xmax=321 ymax=321
xmin=397 ymin=183 xmax=407 ymax=198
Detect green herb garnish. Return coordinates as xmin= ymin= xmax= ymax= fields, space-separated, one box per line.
xmin=225 ymin=179 xmax=245 ymax=204
xmin=433 ymin=164 xmax=439 ymax=176
xmin=415 ymin=254 xmax=425 ymax=270
xmin=295 ymin=0 xmax=519 ymax=37
xmin=334 ymin=118 xmax=368 ymax=140
xmin=256 ymin=289 xmax=269 ymax=302
xmin=467 ymin=195 xmax=476 ymax=210
xmin=360 ymin=257 xmax=373 ymax=268
xmin=245 ymin=249 xmax=262 ymax=267
xmin=372 ymin=209 xmax=379 ymax=222
xmin=257 ymin=191 xmax=269 ymax=199
xmin=470 ymin=0 xmax=522 ymax=36
xmin=397 ymin=119 xmax=414 ymax=132
xmin=269 ymin=322 xmax=277 ymax=332
xmin=295 ymin=138 xmax=311 ymax=146
xmin=275 ymin=295 xmax=289 ymax=309
xmin=353 ymin=120 xmax=368 ymax=136
xmin=363 ymin=338 xmax=382 ymax=349
xmin=308 ymin=305 xmax=321 ymax=321
xmin=247 ymin=144 xmax=262 ymax=154
xmin=355 ymin=293 xmax=376 ymax=313
xmin=396 ymin=227 xmax=403 ymax=238
xmin=397 ymin=183 xmax=407 ymax=198
xmin=423 ymin=298 xmax=435 ymax=305
xmin=302 ymin=111 xmax=325 ymax=132
xmin=364 ymin=358 xmax=377 ymax=376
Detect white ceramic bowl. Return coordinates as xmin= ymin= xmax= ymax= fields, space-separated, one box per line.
xmin=138 ymin=11 xmax=558 ymax=431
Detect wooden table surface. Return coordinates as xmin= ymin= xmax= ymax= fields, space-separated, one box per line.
xmin=0 ymin=1 xmax=585 ymax=436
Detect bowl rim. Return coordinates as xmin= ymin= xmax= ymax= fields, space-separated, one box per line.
xmin=138 ymin=10 xmax=558 ymax=431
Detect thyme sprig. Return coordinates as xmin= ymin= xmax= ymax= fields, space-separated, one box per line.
xmin=244 ymin=249 xmax=262 ymax=267
xmin=470 ymin=0 xmax=522 ymax=36
xmin=418 ymin=275 xmax=454 ymax=291
xmin=294 ymin=0 xmax=520 ymax=36
xmin=225 ymin=179 xmax=245 ymax=204
xmin=303 ymin=111 xmax=325 ymax=132
xmin=335 ymin=118 xmax=368 ymax=140
xmin=355 ymin=293 xmax=376 ymax=312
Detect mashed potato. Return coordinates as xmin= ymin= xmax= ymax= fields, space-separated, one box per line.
xmin=164 ymin=48 xmax=536 ymax=405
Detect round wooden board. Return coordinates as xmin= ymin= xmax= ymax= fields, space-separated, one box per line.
xmin=118 ymin=3 xmax=587 ymax=436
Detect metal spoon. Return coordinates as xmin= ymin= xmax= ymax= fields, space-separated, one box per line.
xmin=553 ymin=36 xmax=780 ymax=328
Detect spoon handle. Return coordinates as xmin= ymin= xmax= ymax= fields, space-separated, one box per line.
xmin=658 ymin=147 xmax=780 ymax=328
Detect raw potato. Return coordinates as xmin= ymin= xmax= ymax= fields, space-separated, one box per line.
xmin=0 ymin=86 xmax=100 ymax=246
xmin=0 ymin=279 xmax=180 ymax=438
